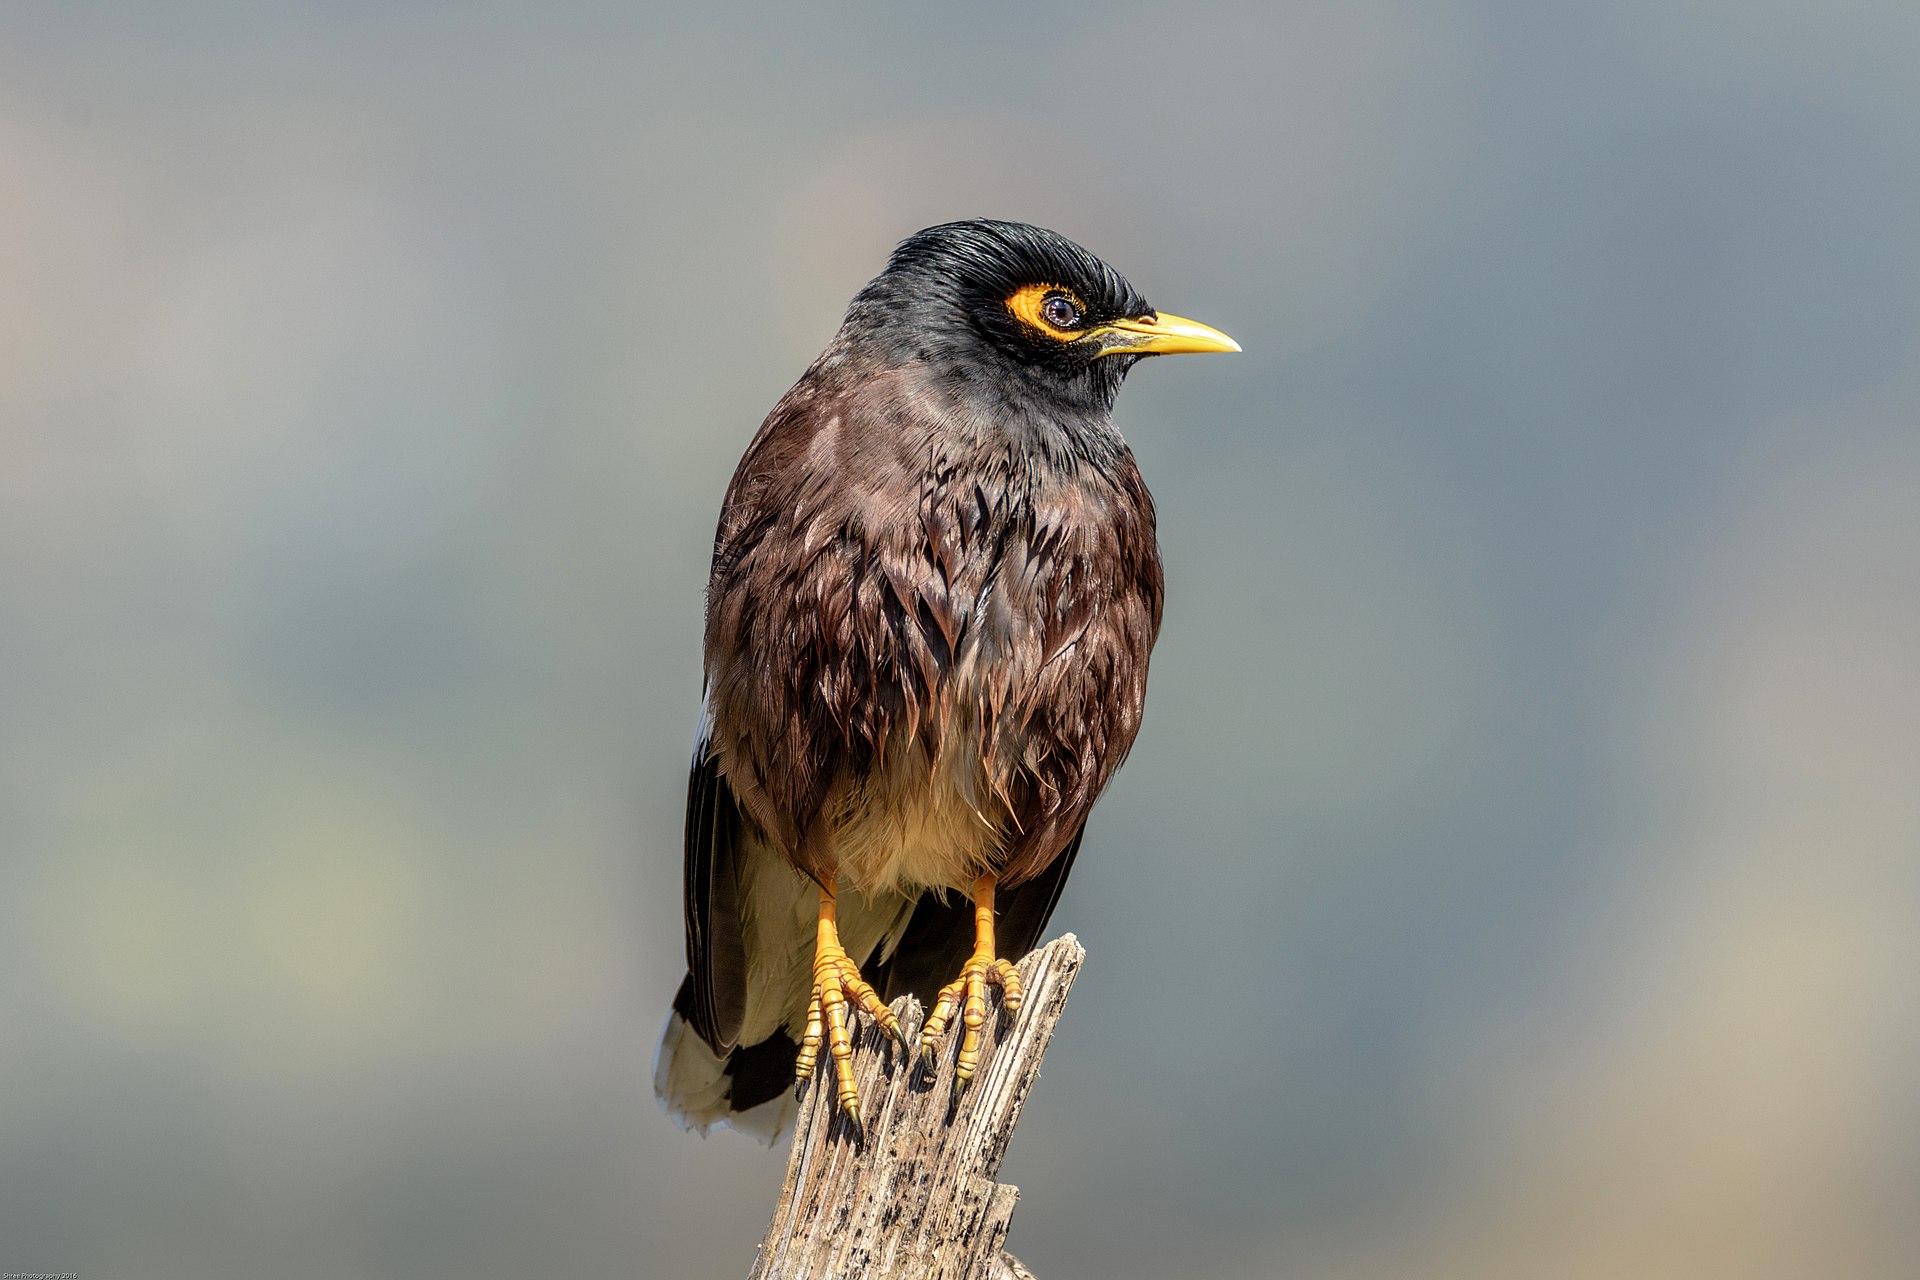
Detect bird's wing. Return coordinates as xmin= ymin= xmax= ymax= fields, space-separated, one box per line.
xmin=681 ymin=731 xmax=748 ymax=1053
xmin=871 ymin=823 xmax=1086 ymax=1006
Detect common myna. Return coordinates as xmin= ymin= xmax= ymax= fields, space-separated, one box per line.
xmin=655 ymin=219 xmax=1237 ymax=1138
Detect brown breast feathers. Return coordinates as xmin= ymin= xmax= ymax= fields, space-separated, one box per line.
xmin=701 ymin=353 xmax=1163 ymax=892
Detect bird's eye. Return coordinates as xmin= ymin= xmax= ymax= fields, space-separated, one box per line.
xmin=1005 ymin=283 xmax=1089 ymax=340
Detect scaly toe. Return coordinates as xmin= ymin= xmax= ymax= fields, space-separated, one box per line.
xmin=989 ymin=957 xmax=1023 ymax=1012
xmin=832 ymin=955 xmax=903 ymax=1043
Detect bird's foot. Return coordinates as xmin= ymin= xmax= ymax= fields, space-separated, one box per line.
xmin=921 ymin=948 xmax=1023 ymax=1084
xmin=794 ymin=928 xmax=901 ymax=1120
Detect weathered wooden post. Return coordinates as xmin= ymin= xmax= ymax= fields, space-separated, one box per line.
xmin=749 ymin=935 xmax=1085 ymax=1280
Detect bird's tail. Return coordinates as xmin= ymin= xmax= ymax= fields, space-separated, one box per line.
xmin=652 ymin=980 xmax=800 ymax=1145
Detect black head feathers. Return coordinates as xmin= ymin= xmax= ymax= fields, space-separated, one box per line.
xmin=843 ymin=219 xmax=1157 ymax=410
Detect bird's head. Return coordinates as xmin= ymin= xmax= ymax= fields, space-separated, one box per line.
xmin=844 ymin=219 xmax=1238 ymax=417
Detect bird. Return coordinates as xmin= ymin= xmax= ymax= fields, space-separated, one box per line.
xmin=654 ymin=218 xmax=1237 ymax=1140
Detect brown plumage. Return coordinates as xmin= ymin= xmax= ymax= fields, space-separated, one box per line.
xmin=705 ymin=358 xmax=1162 ymax=889
xmin=655 ymin=219 xmax=1236 ymax=1138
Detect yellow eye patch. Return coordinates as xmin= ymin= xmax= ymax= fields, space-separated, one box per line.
xmin=1005 ymin=283 xmax=1088 ymax=340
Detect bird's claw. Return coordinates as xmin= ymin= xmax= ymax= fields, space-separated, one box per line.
xmin=921 ymin=951 xmax=1022 ymax=1084
xmin=794 ymin=943 xmax=900 ymax=1119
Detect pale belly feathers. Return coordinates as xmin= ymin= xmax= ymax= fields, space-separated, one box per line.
xmin=822 ymin=720 xmax=1010 ymax=900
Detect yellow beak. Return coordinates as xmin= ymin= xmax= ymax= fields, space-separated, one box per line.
xmin=1091 ymin=310 xmax=1241 ymax=358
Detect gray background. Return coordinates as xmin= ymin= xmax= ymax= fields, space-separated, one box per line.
xmin=4 ymin=3 xmax=1918 ymax=1277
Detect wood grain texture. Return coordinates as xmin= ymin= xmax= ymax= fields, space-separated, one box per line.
xmin=749 ymin=935 xmax=1084 ymax=1280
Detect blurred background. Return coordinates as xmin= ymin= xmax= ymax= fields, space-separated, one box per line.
xmin=4 ymin=3 xmax=1918 ymax=1277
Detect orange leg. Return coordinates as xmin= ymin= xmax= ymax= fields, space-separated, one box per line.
xmin=792 ymin=883 xmax=901 ymax=1119
xmin=920 ymin=873 xmax=1024 ymax=1085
